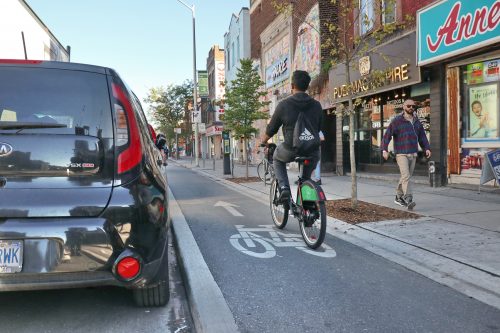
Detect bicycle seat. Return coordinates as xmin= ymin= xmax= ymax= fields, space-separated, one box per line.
xmin=294 ymin=156 xmax=314 ymax=163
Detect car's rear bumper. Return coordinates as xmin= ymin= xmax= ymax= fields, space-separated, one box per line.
xmin=0 ymin=217 xmax=167 ymax=291
xmin=0 ymin=271 xmax=117 ymax=291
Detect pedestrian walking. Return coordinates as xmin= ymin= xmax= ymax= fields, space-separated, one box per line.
xmin=313 ymin=131 xmax=325 ymax=185
xmin=381 ymin=99 xmax=431 ymax=209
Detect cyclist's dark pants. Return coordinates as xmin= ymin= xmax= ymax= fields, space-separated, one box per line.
xmin=273 ymin=143 xmax=319 ymax=189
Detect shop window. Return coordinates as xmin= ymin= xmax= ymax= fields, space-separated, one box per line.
xmin=359 ymin=0 xmax=374 ymax=35
xmin=382 ymin=0 xmax=396 ymax=25
xmin=460 ymin=59 xmax=500 ymax=142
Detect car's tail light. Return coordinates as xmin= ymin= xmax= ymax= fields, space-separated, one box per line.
xmin=112 ymin=83 xmax=142 ymax=174
xmin=116 ymin=257 xmax=141 ymax=280
xmin=148 ymin=124 xmax=157 ymax=143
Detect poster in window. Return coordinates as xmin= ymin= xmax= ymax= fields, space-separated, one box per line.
xmin=467 ymin=63 xmax=484 ymax=84
xmin=484 ymin=59 xmax=500 ymax=83
xmin=468 ymin=84 xmax=498 ymax=139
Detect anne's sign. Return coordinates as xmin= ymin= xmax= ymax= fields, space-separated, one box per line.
xmin=418 ymin=0 xmax=500 ymax=66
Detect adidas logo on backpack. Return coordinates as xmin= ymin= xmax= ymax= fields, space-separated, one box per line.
xmin=293 ymin=110 xmax=320 ymax=154
xmin=299 ymin=129 xmax=315 ymax=141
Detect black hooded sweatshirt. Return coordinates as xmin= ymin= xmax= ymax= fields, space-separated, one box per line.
xmin=265 ymin=92 xmax=323 ymax=150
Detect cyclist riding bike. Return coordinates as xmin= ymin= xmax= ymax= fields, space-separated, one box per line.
xmin=260 ymin=70 xmax=323 ymax=204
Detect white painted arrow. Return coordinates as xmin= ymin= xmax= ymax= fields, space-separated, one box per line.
xmin=214 ymin=201 xmax=243 ymax=217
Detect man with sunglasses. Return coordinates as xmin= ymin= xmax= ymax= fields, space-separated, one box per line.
xmin=382 ymin=99 xmax=431 ymax=209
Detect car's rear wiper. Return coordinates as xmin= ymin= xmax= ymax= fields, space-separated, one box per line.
xmin=0 ymin=121 xmax=67 ymax=132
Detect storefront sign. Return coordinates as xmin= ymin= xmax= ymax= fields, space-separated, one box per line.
xmin=418 ymin=0 xmax=500 ymax=66
xmin=215 ymin=106 xmax=225 ymax=122
xmin=332 ymin=64 xmax=409 ymax=99
xmin=197 ymin=71 xmax=208 ymax=97
xmin=215 ymin=61 xmax=226 ymax=100
xmin=206 ymin=125 xmax=223 ymax=136
xmin=329 ymin=32 xmax=420 ymax=103
xmin=480 ymin=149 xmax=500 ymax=184
xmin=266 ymin=54 xmax=290 ymax=88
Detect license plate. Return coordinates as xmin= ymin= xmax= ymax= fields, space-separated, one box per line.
xmin=0 ymin=240 xmax=23 ymax=273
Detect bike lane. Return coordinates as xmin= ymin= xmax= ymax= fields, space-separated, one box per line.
xmin=168 ymin=165 xmax=500 ymax=333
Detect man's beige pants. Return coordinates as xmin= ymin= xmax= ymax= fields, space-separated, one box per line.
xmin=396 ymin=154 xmax=416 ymax=200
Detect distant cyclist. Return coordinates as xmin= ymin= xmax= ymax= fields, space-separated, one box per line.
xmin=260 ymin=70 xmax=323 ymax=204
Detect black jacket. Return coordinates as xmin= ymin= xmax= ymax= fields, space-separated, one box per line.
xmin=265 ymin=92 xmax=323 ymax=150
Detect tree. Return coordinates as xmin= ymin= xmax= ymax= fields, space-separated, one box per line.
xmin=324 ymin=0 xmax=409 ymax=209
xmin=144 ymin=81 xmax=194 ymax=149
xmin=223 ymin=59 xmax=270 ymax=178
xmin=274 ymin=0 xmax=408 ymax=208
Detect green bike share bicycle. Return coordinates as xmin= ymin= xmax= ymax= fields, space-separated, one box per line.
xmin=268 ymin=154 xmax=327 ymax=249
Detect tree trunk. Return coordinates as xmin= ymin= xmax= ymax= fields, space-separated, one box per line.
xmin=346 ymin=62 xmax=358 ymax=209
xmin=244 ymin=137 xmax=249 ymax=179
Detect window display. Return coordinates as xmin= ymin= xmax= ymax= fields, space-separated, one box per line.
xmin=462 ymin=58 xmax=500 ymax=142
xmin=468 ymin=84 xmax=498 ymax=138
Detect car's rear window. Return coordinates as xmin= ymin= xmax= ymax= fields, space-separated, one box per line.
xmin=0 ymin=67 xmax=113 ymax=138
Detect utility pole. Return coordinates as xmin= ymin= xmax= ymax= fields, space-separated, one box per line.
xmin=177 ymin=0 xmax=199 ymax=167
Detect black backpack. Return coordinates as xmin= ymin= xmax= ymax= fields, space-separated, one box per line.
xmin=292 ymin=110 xmax=320 ymax=155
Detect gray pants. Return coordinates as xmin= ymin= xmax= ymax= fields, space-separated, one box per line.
xmin=273 ymin=144 xmax=319 ymax=189
xmin=396 ymin=154 xmax=416 ymax=200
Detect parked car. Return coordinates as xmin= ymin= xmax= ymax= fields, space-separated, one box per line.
xmin=0 ymin=59 xmax=170 ymax=307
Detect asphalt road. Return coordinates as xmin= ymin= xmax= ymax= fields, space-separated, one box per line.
xmin=169 ymin=165 xmax=500 ymax=333
xmin=0 ymin=228 xmax=193 ymax=333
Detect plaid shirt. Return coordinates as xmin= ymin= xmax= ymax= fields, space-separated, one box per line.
xmin=382 ymin=114 xmax=430 ymax=154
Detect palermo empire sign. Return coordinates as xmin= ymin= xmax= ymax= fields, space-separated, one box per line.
xmin=418 ymin=0 xmax=500 ymax=66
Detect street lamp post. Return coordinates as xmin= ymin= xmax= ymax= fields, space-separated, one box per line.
xmin=177 ymin=0 xmax=199 ymax=167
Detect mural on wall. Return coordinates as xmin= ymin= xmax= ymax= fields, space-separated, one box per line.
xmin=293 ymin=4 xmax=320 ymax=79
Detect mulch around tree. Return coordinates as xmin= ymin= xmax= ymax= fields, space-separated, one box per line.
xmin=325 ymin=199 xmax=421 ymax=224
xmin=226 ymin=177 xmax=262 ymax=184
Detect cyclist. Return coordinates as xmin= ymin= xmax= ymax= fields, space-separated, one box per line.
xmin=260 ymin=70 xmax=323 ymax=204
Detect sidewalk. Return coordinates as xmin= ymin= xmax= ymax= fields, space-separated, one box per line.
xmin=169 ymin=156 xmax=500 ymax=310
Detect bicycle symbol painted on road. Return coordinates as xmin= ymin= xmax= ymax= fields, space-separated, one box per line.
xmin=229 ymin=225 xmax=336 ymax=258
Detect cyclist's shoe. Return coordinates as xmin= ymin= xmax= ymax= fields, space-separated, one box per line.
xmin=394 ymin=195 xmax=407 ymax=207
xmin=278 ymin=186 xmax=291 ymax=205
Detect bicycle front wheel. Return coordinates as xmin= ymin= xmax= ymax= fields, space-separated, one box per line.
xmin=270 ymin=179 xmax=288 ymax=229
xmin=299 ymin=201 xmax=326 ymax=249
xmin=257 ymin=161 xmax=265 ymax=182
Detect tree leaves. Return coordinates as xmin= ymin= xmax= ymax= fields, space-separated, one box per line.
xmin=223 ymin=59 xmax=270 ymax=139
xmin=144 ymin=81 xmax=194 ymax=144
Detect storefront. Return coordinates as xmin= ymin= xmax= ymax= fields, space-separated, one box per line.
xmin=418 ymin=0 xmax=500 ymax=185
xmin=328 ymin=31 xmax=431 ymax=175
xmin=206 ymin=123 xmax=223 ymax=159
xmin=260 ymin=13 xmax=292 ymax=148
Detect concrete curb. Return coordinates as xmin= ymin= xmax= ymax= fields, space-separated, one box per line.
xmin=170 ymin=160 xmax=500 ymax=310
xmin=168 ymin=188 xmax=239 ymax=333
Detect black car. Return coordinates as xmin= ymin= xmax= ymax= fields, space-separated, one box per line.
xmin=0 ymin=60 xmax=169 ymax=307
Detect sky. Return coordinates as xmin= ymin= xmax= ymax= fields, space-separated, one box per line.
xmin=25 ymin=0 xmax=248 ymax=108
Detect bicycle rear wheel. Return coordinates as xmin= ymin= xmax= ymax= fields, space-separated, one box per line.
xmin=270 ymin=179 xmax=288 ymax=229
xmin=299 ymin=201 xmax=326 ymax=249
